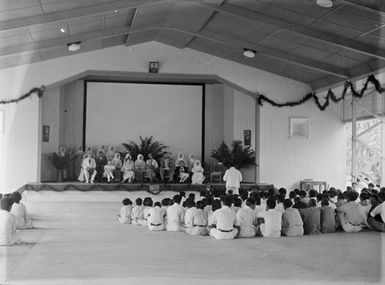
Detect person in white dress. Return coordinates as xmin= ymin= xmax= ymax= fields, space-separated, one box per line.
xmin=0 ymin=198 xmax=20 ymax=246
xmin=10 ymin=192 xmax=33 ymax=229
xmin=121 ymin=154 xmax=135 ymax=183
xmin=191 ymin=160 xmax=205 ymax=185
xmin=103 ymin=160 xmax=115 ymax=183
xmin=118 ymin=198 xmax=133 ymax=224
xmin=223 ymin=164 xmax=243 ymax=195
xmin=135 ymin=154 xmax=146 ymax=182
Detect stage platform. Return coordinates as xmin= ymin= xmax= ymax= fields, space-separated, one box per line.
xmin=18 ymin=182 xmax=275 ymax=194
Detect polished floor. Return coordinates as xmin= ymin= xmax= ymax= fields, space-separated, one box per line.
xmin=1 ymin=191 xmax=384 ymax=285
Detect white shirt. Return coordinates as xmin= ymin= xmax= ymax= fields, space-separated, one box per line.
xmin=275 ymin=203 xmax=285 ymax=213
xmin=184 ymin=207 xmax=197 ymax=226
xmin=131 ymin=205 xmax=145 ymax=220
xmin=10 ymin=203 xmax=30 ymax=229
xmin=210 ymin=206 xmax=237 ymax=231
xmin=190 ymin=209 xmax=208 ymax=227
xmin=261 ymin=209 xmax=282 ymax=237
xmin=166 ymin=203 xmax=184 ymax=223
xmin=223 ymin=167 xmax=243 ymax=191
xmin=120 ymin=205 xmax=132 ymax=221
xmin=0 ymin=210 xmax=17 ymax=246
xmin=146 ymin=207 xmax=166 ymax=225
xmin=236 ymin=205 xmax=257 ymax=227
xmin=370 ymin=201 xmax=385 ymax=222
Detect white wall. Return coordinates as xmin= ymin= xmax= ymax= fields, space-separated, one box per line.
xmin=0 ymin=41 xmax=346 ymax=192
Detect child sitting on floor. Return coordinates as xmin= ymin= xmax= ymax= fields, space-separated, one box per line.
xmin=0 ymin=198 xmax=20 ymax=246
xmin=236 ymin=198 xmax=258 ymax=238
xmin=259 ymin=198 xmax=282 ymax=238
xmin=281 ymin=199 xmax=304 ymax=237
xmin=368 ymin=191 xmax=385 ymax=232
xmin=186 ymin=200 xmax=209 ymax=236
xmin=320 ymin=198 xmax=336 ymax=233
xmin=146 ymin=202 xmax=166 ymax=231
xmin=118 ymin=198 xmax=133 ymax=224
xmin=10 ymin=192 xmax=33 ymax=230
xmin=300 ymin=199 xmax=321 ymax=235
xmin=131 ymin=198 xmax=145 ymax=226
xmin=183 ymin=199 xmax=197 ymax=230
xmin=336 ymin=191 xmax=365 ymax=233
xmin=166 ymin=195 xmax=185 ymax=232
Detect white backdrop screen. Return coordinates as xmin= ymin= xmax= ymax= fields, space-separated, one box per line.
xmin=85 ymin=82 xmax=203 ymax=159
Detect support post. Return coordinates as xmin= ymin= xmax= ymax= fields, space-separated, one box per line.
xmin=351 ymin=95 xmax=357 ymax=185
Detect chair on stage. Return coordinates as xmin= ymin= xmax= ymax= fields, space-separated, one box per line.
xmin=210 ymin=162 xmax=225 ymax=183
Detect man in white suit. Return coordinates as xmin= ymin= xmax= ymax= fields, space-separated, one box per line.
xmin=223 ymin=164 xmax=242 ymax=195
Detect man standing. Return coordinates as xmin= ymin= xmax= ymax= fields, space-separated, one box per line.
xmin=223 ymin=164 xmax=242 ymax=195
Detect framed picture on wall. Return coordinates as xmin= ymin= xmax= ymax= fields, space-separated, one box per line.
xmin=42 ymin=125 xmax=50 ymax=142
xmin=290 ymin=117 xmax=310 ymax=139
xmin=244 ymin=129 xmax=251 ymax=146
xmin=149 ymin=61 xmax=159 ymax=73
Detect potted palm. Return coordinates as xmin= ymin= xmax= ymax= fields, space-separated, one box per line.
xmin=47 ymin=147 xmax=74 ymax=182
xmin=122 ymin=136 xmax=170 ymax=161
xmin=211 ymin=140 xmax=256 ymax=169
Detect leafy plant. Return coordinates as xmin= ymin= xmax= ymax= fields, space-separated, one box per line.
xmin=122 ymin=136 xmax=170 ymax=161
xmin=211 ymin=140 xmax=256 ymax=169
xmin=47 ymin=151 xmax=73 ymax=170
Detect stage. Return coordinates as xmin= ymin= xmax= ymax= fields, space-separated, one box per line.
xmin=18 ymin=182 xmax=275 ymax=194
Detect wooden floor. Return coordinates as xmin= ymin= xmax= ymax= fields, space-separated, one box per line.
xmin=1 ymin=191 xmax=384 ymax=285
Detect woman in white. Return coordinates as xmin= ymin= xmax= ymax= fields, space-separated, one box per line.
xmin=121 ymin=154 xmax=135 ymax=183
xmin=188 ymin=153 xmax=196 ymax=169
xmin=191 ymin=160 xmax=205 ymax=184
xmin=175 ymin=152 xmax=185 ymax=167
xmin=135 ymin=154 xmax=146 ymax=182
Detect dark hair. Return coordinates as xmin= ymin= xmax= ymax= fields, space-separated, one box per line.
xmin=227 ymin=190 xmax=233 ymax=196
xmin=278 ymin=188 xmax=287 ymax=196
xmin=135 ymin=198 xmax=142 ymax=206
xmin=283 ymin=199 xmax=293 ymax=209
xmin=368 ymin=183 xmax=374 ymax=188
xmin=245 ymin=198 xmax=256 ymax=207
xmin=143 ymin=197 xmax=153 ymax=207
xmin=154 ymin=201 xmax=161 ymax=207
xmin=212 ymin=189 xmax=221 ymax=198
xmin=122 ymin=198 xmax=132 ymax=206
xmin=359 ymin=192 xmax=370 ymax=201
xmin=309 ymin=189 xmax=317 ymax=198
xmin=186 ymin=199 xmax=196 ymax=208
xmin=346 ymin=191 xmax=359 ymax=202
xmin=200 ymin=191 xmax=206 ymax=197
xmin=161 ymin=198 xmax=170 ymax=207
xmin=206 ymin=197 xmax=213 ymax=206
xmin=221 ymin=195 xmax=232 ymax=207
xmin=308 ymin=199 xmax=317 ymax=207
xmin=173 ymin=195 xmax=182 ymax=204
xmin=294 ymin=189 xmax=300 ymax=195
xmin=266 ymin=198 xmax=276 ymax=209
xmin=11 ymin=192 xmax=22 ymax=203
xmin=337 ymin=192 xmax=345 ymax=200
xmin=289 ymin=191 xmax=297 ymax=200
xmin=316 ymin=193 xmax=324 ymax=202
xmin=378 ymin=191 xmax=385 ymax=202
xmin=321 ymin=198 xmax=329 ymax=206
xmin=240 ymin=190 xmax=249 ymax=201
xmin=188 ymin=193 xmax=195 ymax=201
xmin=180 ymin=191 xmax=186 ymax=197
xmin=196 ymin=200 xmax=204 ymax=210
xmin=0 ymin=198 xmax=13 ymax=211
xmin=233 ymin=198 xmax=242 ymax=207
xmin=277 ymin=194 xmax=285 ymax=203
xmin=299 ymin=190 xmax=307 ymax=198
xmin=212 ymin=199 xmax=221 ymax=211
xmin=294 ymin=196 xmax=301 ymax=203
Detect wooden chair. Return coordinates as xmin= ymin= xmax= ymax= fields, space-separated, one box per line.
xmin=210 ymin=162 xmax=224 ymax=183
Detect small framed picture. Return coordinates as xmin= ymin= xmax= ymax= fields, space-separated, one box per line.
xmin=290 ymin=117 xmax=310 ymax=139
xmin=244 ymin=129 xmax=251 ymax=146
xmin=42 ymin=125 xmax=50 ymax=142
xmin=149 ymin=61 xmax=159 ymax=73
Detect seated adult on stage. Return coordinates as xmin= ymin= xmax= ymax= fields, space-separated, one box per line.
xmin=145 ymin=154 xmax=158 ymax=182
xmin=112 ymin=153 xmax=122 ymax=183
xmin=191 ymin=160 xmax=205 ymax=185
xmin=160 ymin=156 xmax=174 ymax=182
xmin=135 ymin=154 xmax=146 ymax=183
xmin=209 ymin=195 xmax=238 ymax=240
xmin=174 ymin=160 xmax=190 ymax=183
xmin=95 ymin=150 xmax=107 ymax=182
xmin=121 ymin=154 xmax=135 ymax=183
xmin=78 ymin=154 xmax=97 ymax=183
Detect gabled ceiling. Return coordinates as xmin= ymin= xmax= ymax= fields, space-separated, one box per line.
xmin=1 ymin=0 xmax=385 ymax=90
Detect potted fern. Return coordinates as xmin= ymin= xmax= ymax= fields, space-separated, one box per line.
xmin=211 ymin=140 xmax=256 ymax=169
xmin=47 ymin=147 xmax=74 ymax=182
xmin=122 ymin=136 xmax=170 ymax=161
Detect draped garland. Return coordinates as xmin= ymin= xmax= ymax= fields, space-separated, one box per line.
xmin=0 ymin=85 xmax=45 ymax=104
xmin=257 ymin=74 xmax=385 ymax=111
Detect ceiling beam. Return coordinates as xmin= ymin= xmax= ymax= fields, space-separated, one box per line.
xmin=0 ymin=0 xmax=167 ymax=31
xmin=339 ymin=0 xmax=385 ymax=16
xmin=190 ymin=0 xmax=385 ymax=61
xmin=0 ymin=24 xmax=350 ymax=78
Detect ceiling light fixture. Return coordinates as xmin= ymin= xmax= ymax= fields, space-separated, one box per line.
xmin=243 ymin=48 xmax=256 ymax=58
xmin=60 ymin=27 xmax=65 ymax=33
xmin=67 ymin=41 xmax=81 ymax=52
xmin=316 ymin=0 xmax=333 ymax=8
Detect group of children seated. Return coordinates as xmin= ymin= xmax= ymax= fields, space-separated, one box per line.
xmin=0 ymin=192 xmax=33 ymax=246
xmin=77 ymin=146 xmax=205 ymax=185
xmin=117 ymin=185 xmax=385 ymax=239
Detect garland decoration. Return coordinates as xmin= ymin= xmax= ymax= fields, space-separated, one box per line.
xmin=0 ymin=85 xmax=45 ymax=105
xmin=257 ymin=74 xmax=385 ymax=111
